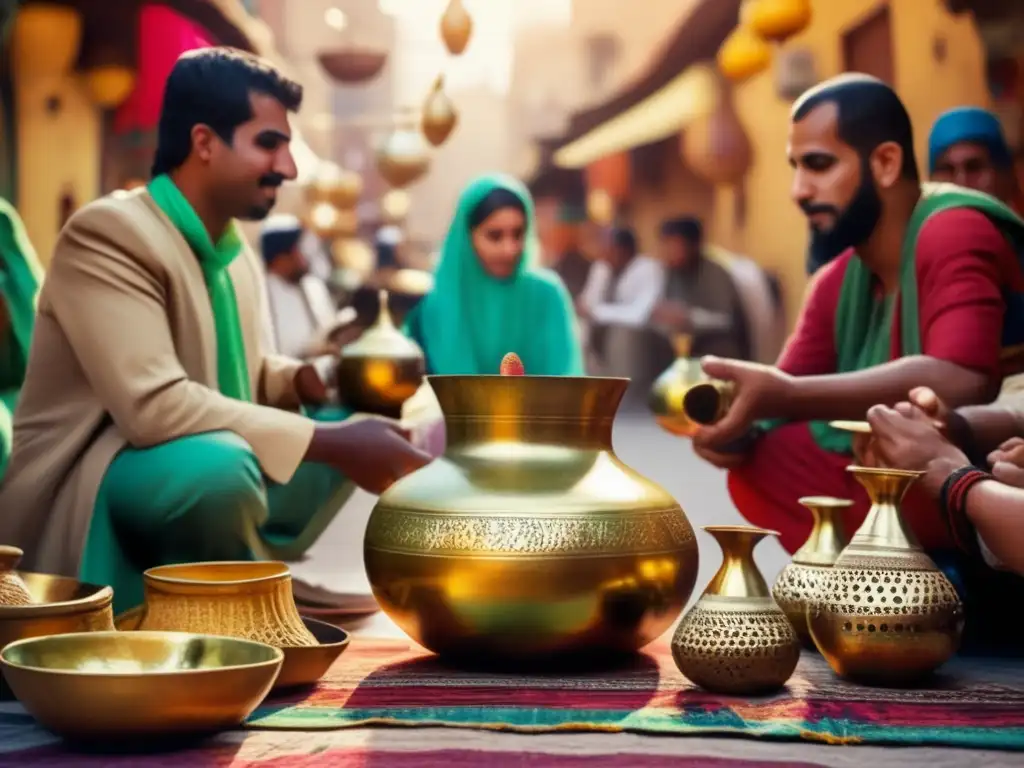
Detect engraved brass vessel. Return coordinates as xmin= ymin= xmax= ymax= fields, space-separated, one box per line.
xmin=772 ymin=496 xmax=852 ymax=647
xmin=0 ymin=544 xmax=115 ymax=656
xmin=649 ymin=335 xmax=735 ymax=437
xmin=365 ymin=375 xmax=699 ymax=663
xmin=337 ymin=289 xmax=425 ymax=418
xmin=1 ymin=631 xmax=282 ymax=742
xmin=118 ymin=561 xmax=348 ymax=690
xmin=672 ymin=526 xmax=800 ymax=694
xmin=808 ymin=467 xmax=964 ymax=684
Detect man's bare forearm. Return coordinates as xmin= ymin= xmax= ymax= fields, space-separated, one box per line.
xmin=780 ymin=356 xmax=991 ymax=422
xmin=965 ymin=480 xmax=1024 ymax=574
xmin=954 ymin=403 xmax=1024 ymax=458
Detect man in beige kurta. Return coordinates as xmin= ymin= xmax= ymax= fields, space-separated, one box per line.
xmin=0 ymin=48 xmax=429 ymax=613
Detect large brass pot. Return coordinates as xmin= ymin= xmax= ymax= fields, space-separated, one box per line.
xmin=808 ymin=467 xmax=964 ymax=684
xmin=364 ymin=375 xmax=699 ymax=663
xmin=337 ymin=289 xmax=425 ymax=418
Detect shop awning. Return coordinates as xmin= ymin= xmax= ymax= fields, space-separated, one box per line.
xmin=553 ymin=64 xmax=717 ymax=169
xmin=542 ymin=0 xmax=741 ymax=171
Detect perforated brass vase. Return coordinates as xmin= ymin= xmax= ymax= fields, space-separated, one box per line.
xmin=0 ymin=546 xmax=32 ymax=607
xmin=808 ymin=467 xmax=964 ymax=684
xmin=672 ymin=526 xmax=800 ymax=695
xmin=365 ymin=375 xmax=699 ymax=663
xmin=772 ymin=497 xmax=851 ymax=647
xmin=337 ymin=289 xmax=425 ymax=417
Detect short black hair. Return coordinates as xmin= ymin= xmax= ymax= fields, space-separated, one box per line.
xmin=660 ymin=216 xmax=702 ymax=245
xmin=152 ymin=47 xmax=303 ymax=177
xmin=261 ymin=227 xmax=302 ymax=265
xmin=792 ymin=73 xmax=919 ymax=181
xmin=610 ymin=226 xmax=636 ymax=254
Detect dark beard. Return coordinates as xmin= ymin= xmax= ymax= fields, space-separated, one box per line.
xmin=803 ymin=161 xmax=882 ymax=273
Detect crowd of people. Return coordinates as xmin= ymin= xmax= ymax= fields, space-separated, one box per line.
xmin=0 ymin=48 xmax=1021 ymax=654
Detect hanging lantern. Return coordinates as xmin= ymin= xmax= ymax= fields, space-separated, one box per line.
xmin=83 ymin=65 xmax=136 ymax=109
xmin=681 ymin=86 xmax=753 ymax=187
xmin=11 ymin=4 xmax=82 ymax=78
xmin=307 ymin=167 xmax=363 ymax=209
xmin=376 ymin=119 xmax=431 ymax=189
xmin=586 ymin=189 xmax=615 ymax=225
xmin=748 ymin=0 xmax=812 ymax=44
xmin=318 ymin=48 xmax=388 ymax=85
xmin=331 ymin=237 xmax=375 ymax=276
xmin=381 ymin=189 xmax=411 ymax=224
xmin=307 ymin=202 xmax=359 ymax=240
xmin=717 ymin=25 xmax=772 ymax=83
xmin=421 ymin=75 xmax=458 ymax=147
xmin=440 ymin=0 xmax=472 ymax=56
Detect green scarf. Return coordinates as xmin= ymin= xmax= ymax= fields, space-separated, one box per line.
xmin=808 ymin=182 xmax=1024 ymax=454
xmin=147 ymin=175 xmax=252 ymax=401
xmin=0 ymin=196 xmax=43 ymax=386
xmin=406 ymin=173 xmax=583 ymax=376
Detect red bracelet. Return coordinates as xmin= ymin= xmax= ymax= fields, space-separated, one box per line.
xmin=939 ymin=466 xmax=991 ymax=555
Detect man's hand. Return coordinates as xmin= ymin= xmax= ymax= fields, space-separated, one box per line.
xmin=294 ymin=359 xmax=335 ymax=406
xmin=988 ymin=437 xmax=1024 ymax=488
xmin=865 ymin=403 xmax=968 ymax=498
xmin=651 ymin=300 xmax=690 ymax=330
xmin=691 ymin=357 xmax=793 ymax=448
xmin=692 ymin=440 xmax=749 ymax=470
xmin=306 ymin=416 xmax=432 ymax=495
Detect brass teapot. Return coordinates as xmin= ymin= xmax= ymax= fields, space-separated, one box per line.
xmin=808 ymin=467 xmax=964 ymax=684
xmin=672 ymin=526 xmax=800 ymax=694
xmin=772 ymin=497 xmax=851 ymax=647
xmin=364 ymin=374 xmax=699 ymax=663
xmin=649 ymin=335 xmax=734 ymax=437
xmin=337 ymin=289 xmax=425 ymax=418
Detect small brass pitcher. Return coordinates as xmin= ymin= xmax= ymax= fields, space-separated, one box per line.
xmin=672 ymin=526 xmax=800 ymax=694
xmin=808 ymin=467 xmax=964 ymax=684
xmin=772 ymin=497 xmax=852 ymax=647
xmin=649 ymin=335 xmax=735 ymax=436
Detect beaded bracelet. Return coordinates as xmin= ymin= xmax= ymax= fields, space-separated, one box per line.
xmin=939 ymin=465 xmax=991 ymax=555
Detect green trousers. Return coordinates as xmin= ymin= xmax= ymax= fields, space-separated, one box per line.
xmin=80 ymin=407 xmax=355 ymax=615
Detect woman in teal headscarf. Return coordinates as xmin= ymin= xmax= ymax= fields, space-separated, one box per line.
xmin=0 ymin=197 xmax=43 ymax=478
xmin=406 ymin=174 xmax=583 ymax=376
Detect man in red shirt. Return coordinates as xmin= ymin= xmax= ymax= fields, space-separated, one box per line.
xmin=692 ymin=74 xmax=1024 ymax=559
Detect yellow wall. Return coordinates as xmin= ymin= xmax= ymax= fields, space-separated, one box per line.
xmin=15 ymin=72 xmax=101 ymax=267
xmin=712 ymin=0 xmax=988 ymax=328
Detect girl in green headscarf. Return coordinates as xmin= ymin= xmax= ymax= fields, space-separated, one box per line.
xmin=406 ymin=174 xmax=583 ymax=376
xmin=0 ymin=197 xmax=43 ymax=478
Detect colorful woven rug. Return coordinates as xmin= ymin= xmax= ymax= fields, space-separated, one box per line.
xmin=246 ymin=637 xmax=1024 ymax=750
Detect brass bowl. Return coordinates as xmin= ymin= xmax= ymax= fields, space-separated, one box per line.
xmin=115 ymin=613 xmax=350 ymax=691
xmin=0 ymin=571 xmax=115 ymax=650
xmin=0 ymin=631 xmax=283 ymax=742
xmin=129 ymin=561 xmax=317 ymax=647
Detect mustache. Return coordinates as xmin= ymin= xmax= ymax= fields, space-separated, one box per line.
xmin=259 ymin=173 xmax=286 ymax=188
xmin=798 ymin=201 xmax=840 ymax=217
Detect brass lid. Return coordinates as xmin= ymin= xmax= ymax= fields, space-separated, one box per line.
xmin=0 ymin=546 xmax=33 ymax=607
xmin=340 ymin=289 xmax=424 ymax=361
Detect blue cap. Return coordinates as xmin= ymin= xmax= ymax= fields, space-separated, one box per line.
xmin=928 ymin=107 xmax=1013 ymax=173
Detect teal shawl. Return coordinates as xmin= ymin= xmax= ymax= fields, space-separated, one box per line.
xmin=406 ymin=174 xmax=583 ymax=376
xmin=0 ymin=196 xmax=43 ymax=387
xmin=148 ymin=175 xmax=252 ymax=402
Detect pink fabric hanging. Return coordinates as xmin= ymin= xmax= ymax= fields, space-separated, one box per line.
xmin=113 ymin=4 xmax=217 ymax=134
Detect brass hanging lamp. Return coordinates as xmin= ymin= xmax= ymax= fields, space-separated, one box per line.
xmin=421 ymin=75 xmax=458 ymax=147
xmin=440 ymin=0 xmax=473 ymax=55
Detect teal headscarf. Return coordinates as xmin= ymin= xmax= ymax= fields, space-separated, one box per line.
xmin=0 ymin=196 xmax=43 ymax=384
xmin=409 ymin=174 xmax=583 ymax=376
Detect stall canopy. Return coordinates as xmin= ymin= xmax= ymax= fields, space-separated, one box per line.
xmin=548 ymin=0 xmax=742 ymax=170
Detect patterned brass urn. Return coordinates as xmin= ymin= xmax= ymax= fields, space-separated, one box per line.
xmin=808 ymin=467 xmax=964 ymax=684
xmin=364 ymin=375 xmax=699 ymax=663
xmin=649 ymin=335 xmax=734 ymax=437
xmin=672 ymin=526 xmax=800 ymax=694
xmin=772 ymin=496 xmax=852 ymax=647
xmin=337 ymin=289 xmax=425 ymax=417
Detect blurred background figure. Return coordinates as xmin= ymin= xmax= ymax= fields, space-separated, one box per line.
xmin=261 ymin=214 xmax=355 ymax=359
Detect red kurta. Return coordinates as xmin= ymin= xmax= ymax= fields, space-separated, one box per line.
xmin=729 ymin=208 xmax=1019 ymax=553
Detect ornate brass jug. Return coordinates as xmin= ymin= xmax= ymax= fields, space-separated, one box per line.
xmin=337 ymin=289 xmax=425 ymax=417
xmin=649 ymin=335 xmax=734 ymax=437
xmin=364 ymin=375 xmax=699 ymax=663
xmin=672 ymin=526 xmax=800 ymax=694
xmin=0 ymin=546 xmax=32 ymax=607
xmin=772 ymin=497 xmax=851 ymax=647
xmin=808 ymin=467 xmax=964 ymax=684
